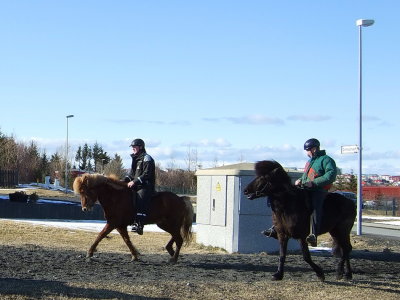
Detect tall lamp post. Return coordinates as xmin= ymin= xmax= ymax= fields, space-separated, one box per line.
xmin=356 ymin=19 xmax=374 ymax=235
xmin=65 ymin=115 xmax=74 ymax=193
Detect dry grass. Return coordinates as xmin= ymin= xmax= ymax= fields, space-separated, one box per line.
xmin=0 ymin=220 xmax=226 ymax=255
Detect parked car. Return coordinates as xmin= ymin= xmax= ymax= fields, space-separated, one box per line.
xmin=364 ymin=200 xmax=378 ymax=208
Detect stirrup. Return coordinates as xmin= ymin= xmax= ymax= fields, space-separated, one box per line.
xmin=306 ymin=234 xmax=317 ymax=247
xmin=261 ymin=226 xmax=277 ymax=239
xmin=131 ymin=223 xmax=143 ymax=235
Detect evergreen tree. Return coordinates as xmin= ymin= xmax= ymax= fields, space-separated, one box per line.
xmin=37 ymin=152 xmax=50 ymax=182
xmin=92 ymin=142 xmax=110 ymax=172
xmin=104 ymin=153 xmax=125 ymax=179
xmin=75 ymin=146 xmax=82 ymax=169
xmin=80 ymin=143 xmax=92 ymax=170
xmin=347 ymin=174 xmax=358 ymax=193
xmin=333 ymin=175 xmax=346 ymax=191
xmin=26 ymin=141 xmax=41 ymax=182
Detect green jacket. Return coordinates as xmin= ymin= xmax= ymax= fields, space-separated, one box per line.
xmin=301 ymin=150 xmax=337 ymax=191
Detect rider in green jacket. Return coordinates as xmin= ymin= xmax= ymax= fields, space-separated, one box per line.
xmin=262 ymin=138 xmax=337 ymax=247
xmin=295 ymin=138 xmax=337 ymax=246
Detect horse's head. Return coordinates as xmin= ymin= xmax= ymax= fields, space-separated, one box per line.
xmin=73 ymin=174 xmax=102 ymax=211
xmin=244 ymin=160 xmax=290 ymax=200
xmin=73 ymin=173 xmax=129 ymax=212
xmin=244 ymin=174 xmax=272 ymax=200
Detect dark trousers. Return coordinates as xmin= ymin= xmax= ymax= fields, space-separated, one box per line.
xmin=135 ymin=188 xmax=152 ymax=225
xmin=310 ymin=190 xmax=327 ymax=236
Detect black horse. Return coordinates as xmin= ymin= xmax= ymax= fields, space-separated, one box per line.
xmin=244 ymin=160 xmax=356 ymax=281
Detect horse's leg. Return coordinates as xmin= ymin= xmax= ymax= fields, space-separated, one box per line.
xmin=272 ymin=236 xmax=288 ymax=280
xmin=157 ymin=222 xmax=176 ymax=257
xmin=157 ymin=222 xmax=182 ymax=263
xmin=169 ymin=232 xmax=183 ymax=264
xmin=344 ymin=256 xmax=353 ymax=280
xmin=331 ymin=233 xmax=353 ymax=280
xmin=299 ymin=238 xmax=325 ymax=281
xmin=87 ymin=223 xmax=115 ymax=259
xmin=116 ymin=226 xmax=140 ymax=261
xmin=165 ymin=237 xmax=175 ymax=257
xmin=342 ymin=236 xmax=353 ymax=280
xmin=331 ymin=236 xmax=345 ymax=279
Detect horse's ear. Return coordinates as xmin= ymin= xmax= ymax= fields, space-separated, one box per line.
xmin=83 ymin=175 xmax=89 ymax=187
xmin=271 ymin=166 xmax=285 ymax=178
xmin=271 ymin=166 xmax=291 ymax=183
xmin=271 ymin=167 xmax=281 ymax=175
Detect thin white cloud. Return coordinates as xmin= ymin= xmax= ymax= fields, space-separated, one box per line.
xmin=180 ymin=138 xmax=232 ymax=148
xmin=203 ymin=115 xmax=284 ymax=125
xmin=106 ymin=119 xmax=191 ymax=126
xmin=287 ymin=115 xmax=331 ymax=122
xmin=363 ymin=115 xmax=381 ymax=122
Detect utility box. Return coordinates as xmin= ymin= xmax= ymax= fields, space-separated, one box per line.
xmin=195 ymin=163 xmax=302 ymax=253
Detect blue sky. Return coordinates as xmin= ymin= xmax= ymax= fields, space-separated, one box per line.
xmin=0 ymin=1 xmax=399 ymax=175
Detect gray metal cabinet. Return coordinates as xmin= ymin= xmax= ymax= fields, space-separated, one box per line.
xmin=195 ymin=163 xmax=302 ymax=253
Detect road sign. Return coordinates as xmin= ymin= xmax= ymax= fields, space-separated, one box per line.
xmin=341 ymin=145 xmax=359 ymax=154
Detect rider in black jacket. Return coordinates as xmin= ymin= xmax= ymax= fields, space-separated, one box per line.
xmin=126 ymin=138 xmax=155 ymax=235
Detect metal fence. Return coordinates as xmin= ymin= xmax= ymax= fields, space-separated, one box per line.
xmin=156 ymin=185 xmax=196 ymax=196
xmin=0 ymin=170 xmax=18 ymax=187
xmin=363 ymin=198 xmax=399 ymax=216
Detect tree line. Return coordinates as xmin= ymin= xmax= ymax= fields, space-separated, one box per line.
xmin=0 ymin=129 xmax=196 ymax=194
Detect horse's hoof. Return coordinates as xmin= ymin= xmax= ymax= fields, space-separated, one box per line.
xmin=336 ymin=273 xmax=344 ymax=280
xmin=272 ymin=272 xmax=283 ymax=281
xmin=344 ymin=273 xmax=353 ymax=281
xmin=318 ymin=274 xmax=325 ymax=282
xmin=168 ymin=258 xmax=178 ymax=264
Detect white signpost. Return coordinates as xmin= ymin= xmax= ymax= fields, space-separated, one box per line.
xmin=341 ymin=145 xmax=359 ymax=154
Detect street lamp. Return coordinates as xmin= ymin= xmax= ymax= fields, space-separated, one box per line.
xmin=65 ymin=115 xmax=74 ymax=193
xmin=356 ymin=19 xmax=374 ymax=235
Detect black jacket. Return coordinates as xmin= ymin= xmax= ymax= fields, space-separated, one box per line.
xmin=129 ymin=151 xmax=155 ymax=191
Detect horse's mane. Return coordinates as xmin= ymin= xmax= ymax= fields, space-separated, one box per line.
xmin=255 ymin=160 xmax=281 ymax=176
xmin=255 ymin=160 xmax=293 ymax=190
xmin=73 ymin=173 xmax=126 ymax=195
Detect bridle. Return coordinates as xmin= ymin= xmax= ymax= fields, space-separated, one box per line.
xmin=255 ymin=180 xmax=270 ymax=197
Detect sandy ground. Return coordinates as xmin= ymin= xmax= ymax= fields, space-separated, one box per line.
xmin=1 ymin=219 xmax=400 ymax=300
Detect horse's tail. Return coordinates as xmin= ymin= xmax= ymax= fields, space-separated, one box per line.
xmin=180 ymin=196 xmax=194 ymax=246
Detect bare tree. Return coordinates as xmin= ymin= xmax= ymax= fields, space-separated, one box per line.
xmin=185 ymin=144 xmax=199 ymax=171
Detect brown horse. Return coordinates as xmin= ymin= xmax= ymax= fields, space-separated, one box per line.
xmin=73 ymin=173 xmax=193 ymax=263
xmin=244 ymin=160 xmax=356 ymax=281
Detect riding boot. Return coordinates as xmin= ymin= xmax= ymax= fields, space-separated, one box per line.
xmin=131 ymin=213 xmax=146 ymax=235
xmin=306 ymin=190 xmax=326 ymax=247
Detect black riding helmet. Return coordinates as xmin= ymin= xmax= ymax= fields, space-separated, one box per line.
xmin=130 ymin=138 xmax=145 ymax=148
xmin=304 ymin=138 xmax=320 ymax=151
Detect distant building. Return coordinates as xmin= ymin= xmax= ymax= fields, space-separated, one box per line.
xmin=363 ymin=186 xmax=400 ymax=201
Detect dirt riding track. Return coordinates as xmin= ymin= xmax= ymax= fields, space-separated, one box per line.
xmin=1 ymin=220 xmax=400 ymax=300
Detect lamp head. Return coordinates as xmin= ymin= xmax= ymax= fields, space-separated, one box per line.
xmin=356 ymin=19 xmax=374 ymax=27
